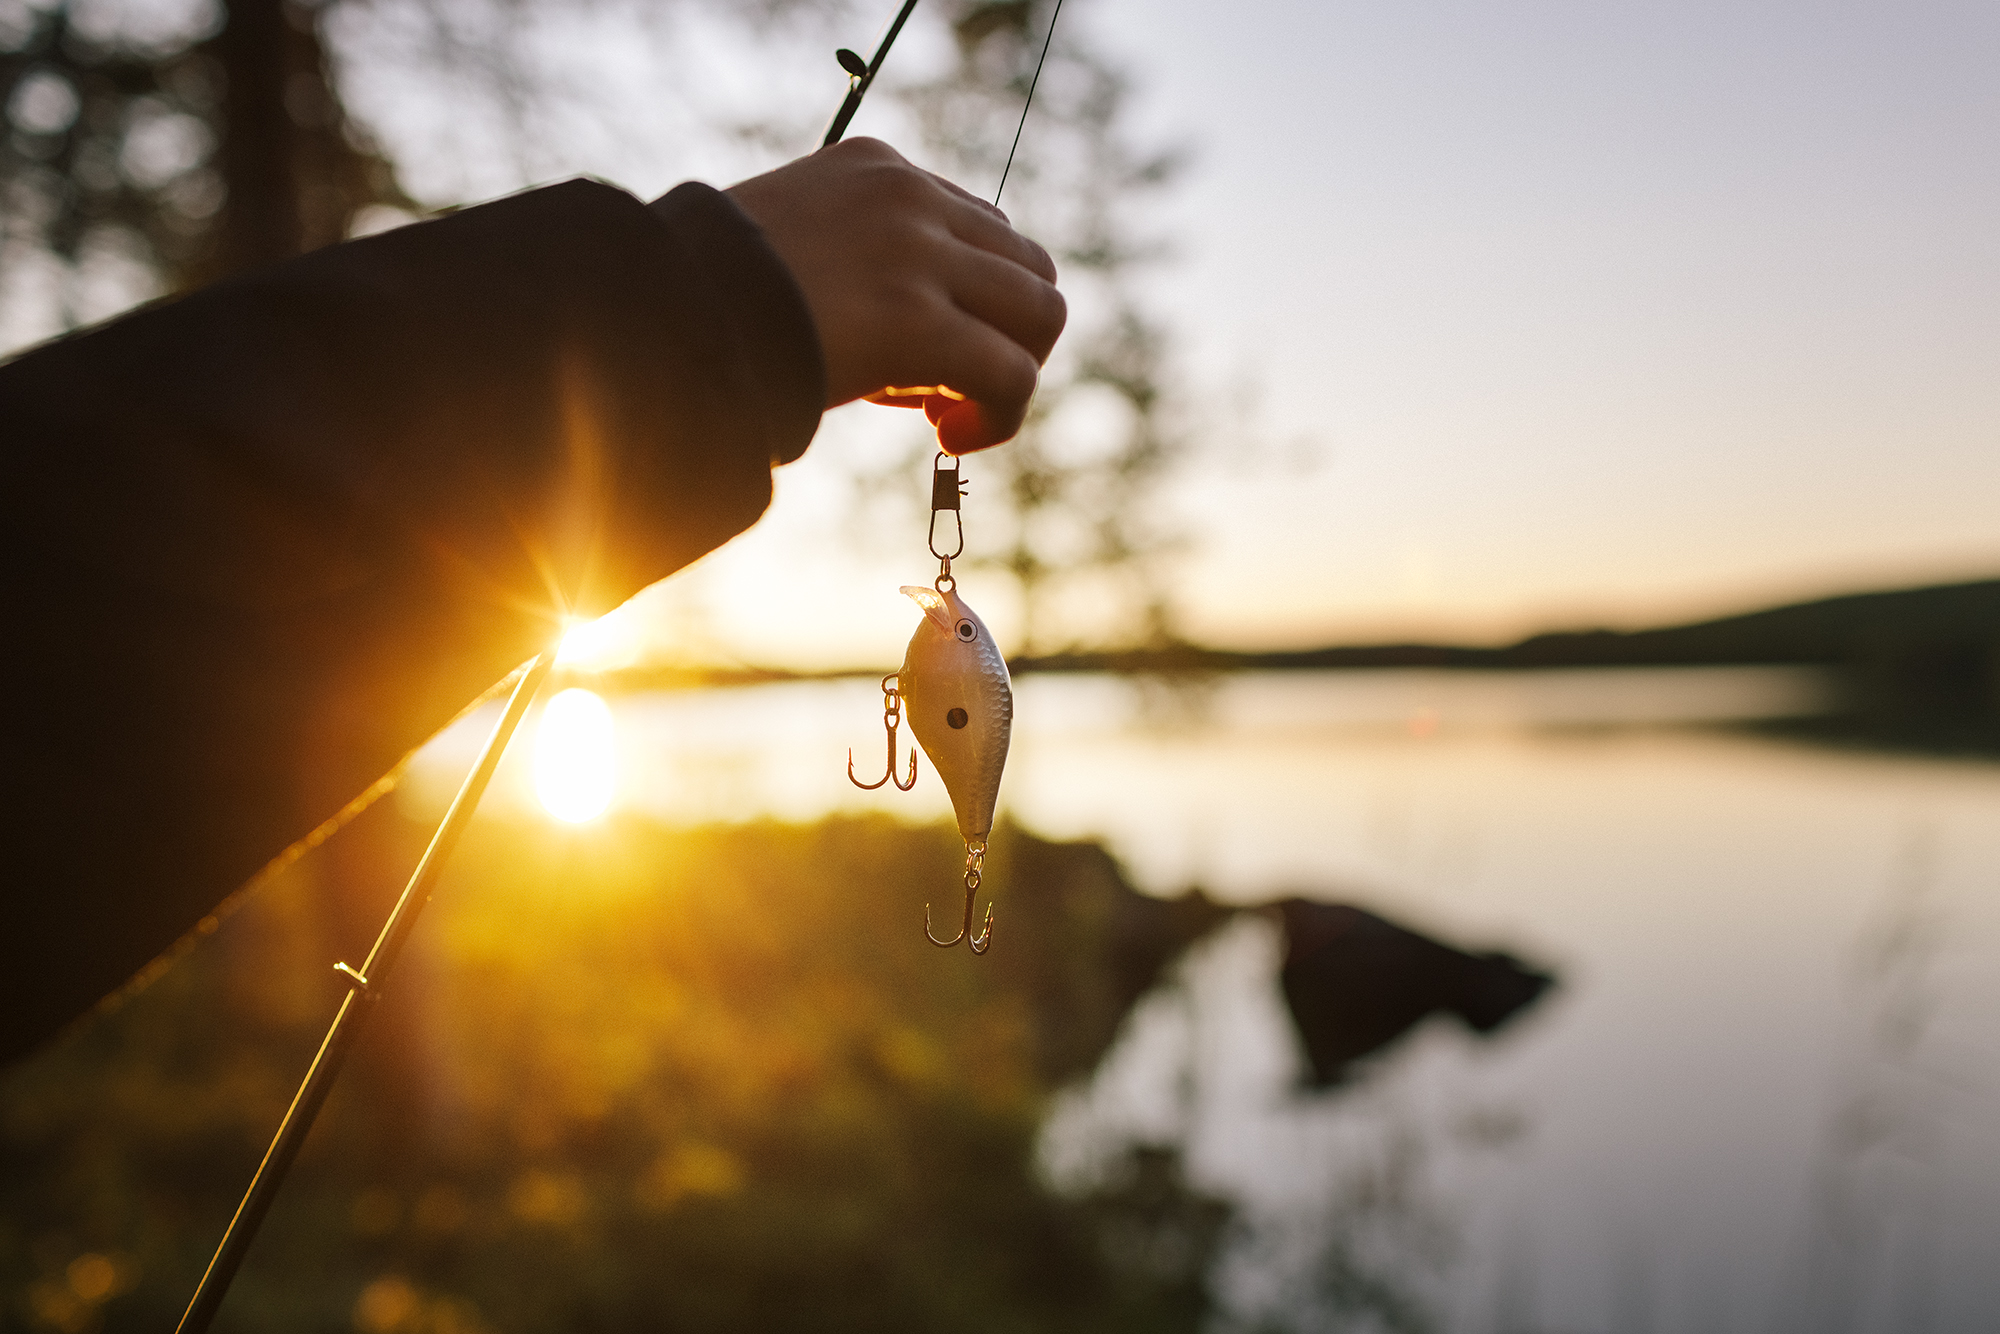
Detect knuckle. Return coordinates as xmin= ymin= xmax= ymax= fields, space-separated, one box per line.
xmin=1038 ymin=283 xmax=1068 ymax=339
xmin=876 ymin=166 xmax=932 ymax=210
xmin=1007 ymin=349 xmax=1041 ymax=399
xmin=970 ymin=344 xmax=1036 ymax=409
xmin=909 ymin=216 xmax=953 ymax=259
xmin=890 ymin=272 xmax=935 ymax=308
xmin=912 ymin=295 xmax=961 ymax=353
xmin=986 ymin=394 xmax=1031 ymax=444
xmin=840 ymin=136 xmax=898 ymax=163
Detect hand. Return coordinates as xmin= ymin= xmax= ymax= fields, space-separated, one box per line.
xmin=725 ymin=138 xmax=1066 ymax=454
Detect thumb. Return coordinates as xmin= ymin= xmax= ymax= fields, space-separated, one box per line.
xmin=932 ymin=398 xmax=1008 ymax=454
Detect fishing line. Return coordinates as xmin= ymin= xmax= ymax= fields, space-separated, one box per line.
xmin=993 ymin=0 xmax=1065 ymax=207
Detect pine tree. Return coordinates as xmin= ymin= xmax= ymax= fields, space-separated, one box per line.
xmin=1 ymin=0 xmax=404 ymax=336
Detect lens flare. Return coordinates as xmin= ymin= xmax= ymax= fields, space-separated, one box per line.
xmin=534 ymin=688 xmax=616 ymax=823
xmin=555 ymin=610 xmax=642 ymax=671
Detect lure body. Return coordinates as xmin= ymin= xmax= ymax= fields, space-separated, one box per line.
xmin=898 ymin=584 xmax=1012 ymax=842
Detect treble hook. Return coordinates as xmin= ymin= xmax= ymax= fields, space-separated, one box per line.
xmin=925 ymin=843 xmax=994 ymax=953
xmin=849 ymin=673 xmax=918 ymax=791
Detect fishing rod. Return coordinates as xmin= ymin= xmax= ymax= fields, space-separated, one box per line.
xmin=824 ymin=0 xmax=921 ymax=147
xmin=824 ymin=0 xmax=1065 ymax=210
xmin=177 ymin=0 xmax=1066 ymax=1321
xmin=175 ymin=650 xmax=555 ymax=1334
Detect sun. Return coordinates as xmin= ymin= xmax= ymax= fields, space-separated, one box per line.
xmin=555 ymin=609 xmax=645 ymax=671
xmin=534 ymin=688 xmax=617 ymax=823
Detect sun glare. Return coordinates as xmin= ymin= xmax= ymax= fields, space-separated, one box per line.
xmin=556 ymin=611 xmax=640 ymax=670
xmin=534 ymin=688 xmax=617 ymax=823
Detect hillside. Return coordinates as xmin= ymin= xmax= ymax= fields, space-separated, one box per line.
xmin=1011 ymin=578 xmax=2000 ymax=674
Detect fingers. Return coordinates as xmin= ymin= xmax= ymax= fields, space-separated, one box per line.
xmin=938 ymin=193 xmax=1058 ymax=284
xmin=865 ymin=143 xmax=1053 ymax=282
xmin=914 ymin=161 xmax=1011 ymax=223
xmin=933 ymin=399 xmax=1008 ymax=455
xmin=929 ymin=306 xmax=1042 ymax=447
xmin=867 ymin=226 xmax=1059 ymax=449
xmin=919 ymin=233 xmax=1062 ymax=448
xmin=868 ymin=387 xmax=1011 ymax=453
xmin=941 ymin=244 xmax=1067 ymax=367
xmin=727 ymin=137 xmax=1068 ymax=453
xmin=849 ymin=189 xmax=1060 ymax=444
xmin=863 ymin=390 xmax=931 ymax=409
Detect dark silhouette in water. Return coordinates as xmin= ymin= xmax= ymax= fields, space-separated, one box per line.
xmin=990 ymin=850 xmax=1559 ymax=1092
xmin=1275 ymin=900 xmax=1556 ymax=1088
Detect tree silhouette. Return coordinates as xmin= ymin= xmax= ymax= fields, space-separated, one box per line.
xmin=1 ymin=0 xmax=403 ymax=333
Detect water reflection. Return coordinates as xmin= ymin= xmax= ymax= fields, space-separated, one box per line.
xmin=532 ymin=688 xmax=616 ymax=823
xmin=1041 ymin=917 xmax=1506 ymax=1333
xmin=416 ymin=665 xmax=1842 ymax=895
xmin=405 ymin=666 xmax=2000 ymax=1331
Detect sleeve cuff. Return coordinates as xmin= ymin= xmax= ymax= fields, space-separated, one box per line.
xmin=647 ymin=182 xmax=827 ymax=466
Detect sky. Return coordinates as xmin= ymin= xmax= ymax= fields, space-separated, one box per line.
xmin=15 ymin=0 xmax=1999 ymax=666
xmin=591 ymin=0 xmax=2000 ymax=663
xmin=1084 ymin=0 xmax=2000 ymax=647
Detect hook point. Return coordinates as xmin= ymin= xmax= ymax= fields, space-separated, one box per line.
xmin=968 ymin=905 xmax=995 ymax=955
xmin=847 ymin=747 xmax=890 ymax=790
xmin=923 ymin=877 xmax=993 ymax=953
xmin=924 ymin=900 xmax=965 ymax=948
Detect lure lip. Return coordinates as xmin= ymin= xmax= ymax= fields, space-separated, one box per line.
xmin=900 ymin=584 xmax=956 ymax=634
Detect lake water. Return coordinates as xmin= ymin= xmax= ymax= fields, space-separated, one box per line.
xmin=411 ymin=668 xmax=2000 ymax=1332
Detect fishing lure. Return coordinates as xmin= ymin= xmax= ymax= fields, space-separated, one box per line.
xmin=849 ymin=453 xmax=1012 ymax=953
xmin=836 ymin=0 xmax=1066 ymax=953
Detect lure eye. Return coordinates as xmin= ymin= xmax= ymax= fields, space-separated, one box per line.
xmin=947 ymin=708 xmax=969 ymax=729
xmin=955 ymin=620 xmax=976 ymax=641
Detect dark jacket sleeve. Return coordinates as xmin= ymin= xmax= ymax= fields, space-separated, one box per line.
xmin=0 ymin=177 xmax=826 ymax=1065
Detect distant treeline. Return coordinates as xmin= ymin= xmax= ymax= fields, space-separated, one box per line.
xmin=579 ymin=578 xmax=2000 ymax=744
xmin=1017 ymin=578 xmax=2000 ymax=676
xmin=1025 ymin=577 xmax=2000 ymax=752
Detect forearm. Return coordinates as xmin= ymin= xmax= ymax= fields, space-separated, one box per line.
xmin=0 ymin=177 xmax=824 ymax=1063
